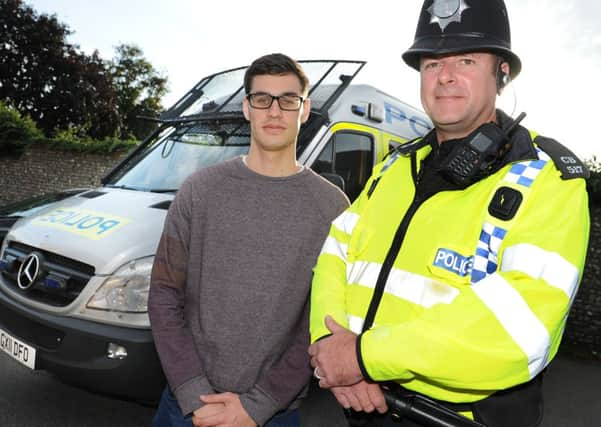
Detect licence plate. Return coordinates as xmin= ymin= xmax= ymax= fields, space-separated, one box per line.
xmin=0 ymin=327 xmax=36 ymax=369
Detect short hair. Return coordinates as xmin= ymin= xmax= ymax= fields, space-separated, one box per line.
xmin=244 ymin=53 xmax=309 ymax=95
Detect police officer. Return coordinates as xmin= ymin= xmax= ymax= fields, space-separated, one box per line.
xmin=308 ymin=1 xmax=590 ymax=426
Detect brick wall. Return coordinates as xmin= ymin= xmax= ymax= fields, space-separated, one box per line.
xmin=0 ymin=145 xmax=600 ymax=357
xmin=0 ymin=145 xmax=128 ymax=206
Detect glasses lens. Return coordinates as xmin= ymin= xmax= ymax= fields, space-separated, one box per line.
xmin=250 ymin=94 xmax=273 ymax=109
xmin=278 ymin=95 xmax=302 ymax=111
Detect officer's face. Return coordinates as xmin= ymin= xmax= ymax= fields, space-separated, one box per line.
xmin=419 ymin=52 xmax=499 ymax=143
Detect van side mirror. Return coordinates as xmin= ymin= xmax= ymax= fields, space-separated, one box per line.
xmin=320 ymin=173 xmax=345 ymax=193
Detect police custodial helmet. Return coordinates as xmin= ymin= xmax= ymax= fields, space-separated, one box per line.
xmin=402 ymin=0 xmax=522 ymax=79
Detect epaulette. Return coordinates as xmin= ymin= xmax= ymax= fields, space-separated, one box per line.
xmin=534 ymin=136 xmax=590 ymax=180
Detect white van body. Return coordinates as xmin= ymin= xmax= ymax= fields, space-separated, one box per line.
xmin=0 ymin=60 xmax=430 ymax=401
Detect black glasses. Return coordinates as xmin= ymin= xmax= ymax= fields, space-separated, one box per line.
xmin=246 ymin=92 xmax=305 ymax=111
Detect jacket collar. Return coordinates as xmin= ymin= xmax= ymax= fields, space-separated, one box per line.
xmin=423 ymin=109 xmax=538 ymax=168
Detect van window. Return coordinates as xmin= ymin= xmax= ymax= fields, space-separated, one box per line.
xmin=312 ymin=131 xmax=374 ymax=202
xmin=110 ymin=121 xmax=250 ymax=192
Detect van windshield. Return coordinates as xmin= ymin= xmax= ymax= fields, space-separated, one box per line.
xmin=108 ymin=121 xmax=250 ymax=192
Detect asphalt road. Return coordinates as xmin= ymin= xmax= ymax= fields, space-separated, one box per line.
xmin=0 ymin=350 xmax=599 ymax=426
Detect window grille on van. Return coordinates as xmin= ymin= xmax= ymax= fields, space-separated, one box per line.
xmin=161 ymin=60 xmax=365 ymax=121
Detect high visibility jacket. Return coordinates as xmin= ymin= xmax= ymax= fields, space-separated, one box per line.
xmin=310 ymin=126 xmax=589 ymax=403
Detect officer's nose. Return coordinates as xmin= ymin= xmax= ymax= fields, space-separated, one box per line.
xmin=438 ymin=62 xmax=456 ymax=85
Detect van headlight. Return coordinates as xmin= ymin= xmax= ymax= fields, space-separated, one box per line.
xmin=86 ymin=256 xmax=154 ymax=313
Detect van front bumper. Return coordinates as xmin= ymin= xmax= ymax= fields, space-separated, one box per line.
xmin=0 ymin=288 xmax=165 ymax=403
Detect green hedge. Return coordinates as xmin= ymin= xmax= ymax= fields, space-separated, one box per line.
xmin=0 ymin=101 xmax=137 ymax=155
xmin=0 ymin=102 xmax=43 ymax=155
xmin=30 ymin=135 xmax=138 ymax=154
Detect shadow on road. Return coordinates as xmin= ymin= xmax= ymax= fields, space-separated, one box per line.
xmin=1 ymin=350 xmax=599 ymax=426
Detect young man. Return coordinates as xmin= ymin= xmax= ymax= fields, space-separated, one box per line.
xmin=149 ymin=53 xmax=349 ymax=427
xmin=308 ymin=1 xmax=589 ymax=426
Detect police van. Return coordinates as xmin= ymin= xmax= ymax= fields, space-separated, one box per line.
xmin=0 ymin=60 xmax=430 ymax=401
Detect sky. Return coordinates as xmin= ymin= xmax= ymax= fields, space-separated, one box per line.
xmin=25 ymin=0 xmax=601 ymax=159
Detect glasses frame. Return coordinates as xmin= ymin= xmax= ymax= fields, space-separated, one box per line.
xmin=246 ymin=92 xmax=305 ymax=111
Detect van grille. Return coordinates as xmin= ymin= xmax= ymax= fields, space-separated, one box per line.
xmin=0 ymin=242 xmax=95 ymax=307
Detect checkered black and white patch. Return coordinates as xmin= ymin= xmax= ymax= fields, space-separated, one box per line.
xmin=470 ymin=149 xmax=550 ymax=283
xmin=504 ymin=149 xmax=550 ymax=188
xmin=471 ymin=222 xmax=507 ymax=284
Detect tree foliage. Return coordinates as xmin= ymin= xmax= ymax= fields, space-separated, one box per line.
xmin=108 ymin=44 xmax=168 ymax=140
xmin=0 ymin=0 xmax=120 ymax=138
xmin=0 ymin=0 xmax=168 ymax=141
xmin=0 ymin=101 xmax=42 ymax=155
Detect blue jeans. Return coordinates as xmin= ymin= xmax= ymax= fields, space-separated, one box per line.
xmin=151 ymin=386 xmax=300 ymax=427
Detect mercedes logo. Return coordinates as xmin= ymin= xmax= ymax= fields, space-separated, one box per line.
xmin=17 ymin=253 xmax=43 ymax=290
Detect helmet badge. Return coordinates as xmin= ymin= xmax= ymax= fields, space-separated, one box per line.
xmin=427 ymin=0 xmax=470 ymax=32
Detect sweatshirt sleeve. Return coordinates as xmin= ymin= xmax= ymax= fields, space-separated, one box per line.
xmin=148 ymin=181 xmax=215 ymax=416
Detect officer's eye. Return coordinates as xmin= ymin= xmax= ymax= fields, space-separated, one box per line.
xmin=422 ymin=61 xmax=440 ymax=71
xmin=458 ymin=58 xmax=475 ymax=66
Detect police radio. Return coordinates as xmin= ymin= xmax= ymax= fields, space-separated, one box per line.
xmin=440 ymin=112 xmax=526 ymax=186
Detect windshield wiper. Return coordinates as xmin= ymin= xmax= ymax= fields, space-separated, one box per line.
xmin=105 ymin=184 xmax=146 ymax=191
xmin=106 ymin=184 xmax=178 ymax=194
xmin=138 ymin=111 xmax=245 ymax=126
xmin=106 ymin=184 xmax=177 ymax=193
xmin=148 ymin=188 xmax=178 ymax=194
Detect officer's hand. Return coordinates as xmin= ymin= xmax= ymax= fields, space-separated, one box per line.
xmin=308 ymin=315 xmax=363 ymax=388
xmin=331 ymin=381 xmax=388 ymax=414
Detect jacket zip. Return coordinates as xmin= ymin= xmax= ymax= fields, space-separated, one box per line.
xmin=361 ymin=152 xmax=428 ymax=332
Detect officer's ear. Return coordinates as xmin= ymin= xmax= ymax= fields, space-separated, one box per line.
xmin=496 ymin=61 xmax=511 ymax=94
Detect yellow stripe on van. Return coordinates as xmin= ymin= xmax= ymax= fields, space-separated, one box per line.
xmin=31 ymin=208 xmax=130 ymax=240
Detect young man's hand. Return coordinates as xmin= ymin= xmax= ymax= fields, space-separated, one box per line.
xmin=192 ymin=392 xmax=256 ymax=427
xmin=193 ymin=402 xmax=224 ymax=426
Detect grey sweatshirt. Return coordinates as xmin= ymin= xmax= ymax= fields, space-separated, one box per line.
xmin=148 ymin=157 xmax=349 ymax=425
